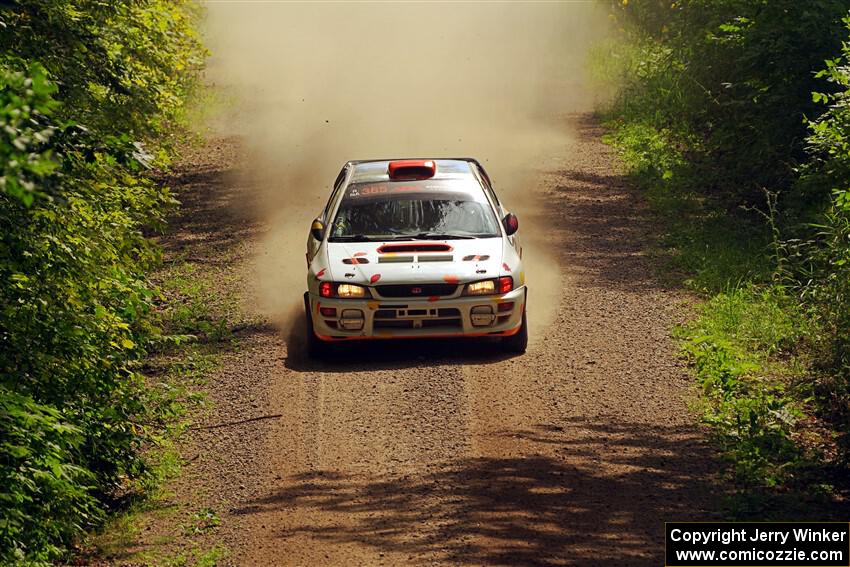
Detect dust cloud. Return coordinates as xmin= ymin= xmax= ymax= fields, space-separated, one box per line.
xmin=203 ymin=1 xmax=609 ymax=342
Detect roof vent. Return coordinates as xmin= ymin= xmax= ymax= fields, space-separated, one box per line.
xmin=387 ymin=160 xmax=436 ymax=180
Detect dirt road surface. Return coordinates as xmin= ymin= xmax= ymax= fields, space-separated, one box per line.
xmin=136 ymin=114 xmax=722 ymax=566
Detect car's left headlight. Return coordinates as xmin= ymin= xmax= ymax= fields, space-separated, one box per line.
xmin=465 ymin=280 xmax=496 ymax=295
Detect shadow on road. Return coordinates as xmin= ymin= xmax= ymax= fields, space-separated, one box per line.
xmin=537 ymin=115 xmax=678 ymax=293
xmin=155 ymin=138 xmax=258 ymax=262
xmin=233 ymin=420 xmax=719 ymax=566
xmin=282 ymin=308 xmax=517 ymax=373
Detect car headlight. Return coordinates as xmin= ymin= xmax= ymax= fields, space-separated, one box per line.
xmin=337 ymin=283 xmax=367 ymax=298
xmin=465 ymin=280 xmax=495 ymax=295
xmin=319 ymin=282 xmax=368 ymax=298
xmin=464 ymin=277 xmax=514 ymax=296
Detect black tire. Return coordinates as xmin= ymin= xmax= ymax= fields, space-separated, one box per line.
xmin=304 ymin=292 xmax=330 ymax=359
xmin=501 ymin=306 xmax=528 ymax=354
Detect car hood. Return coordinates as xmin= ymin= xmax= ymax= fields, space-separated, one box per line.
xmin=322 ymin=238 xmax=506 ymax=286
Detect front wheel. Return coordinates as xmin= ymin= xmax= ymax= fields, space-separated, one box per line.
xmin=501 ymin=308 xmax=528 ymax=354
xmin=304 ymin=293 xmax=330 ymax=359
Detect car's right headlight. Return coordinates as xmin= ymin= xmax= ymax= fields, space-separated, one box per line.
xmin=337 ymin=283 xmax=367 ymax=298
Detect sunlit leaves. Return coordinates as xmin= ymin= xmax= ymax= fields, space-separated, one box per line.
xmin=0 ymin=1 xmax=204 ymax=563
xmin=0 ymin=63 xmax=60 ymax=206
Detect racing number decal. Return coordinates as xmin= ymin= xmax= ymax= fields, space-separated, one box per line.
xmin=359 ymin=185 xmax=388 ymax=196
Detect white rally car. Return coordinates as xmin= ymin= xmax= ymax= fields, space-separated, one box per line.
xmin=304 ymin=158 xmax=527 ymax=357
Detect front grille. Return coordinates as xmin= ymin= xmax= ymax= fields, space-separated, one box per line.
xmin=375 ymin=284 xmax=457 ymax=298
xmin=373 ymin=319 xmax=462 ymax=330
xmin=374 ymin=320 xmax=414 ymax=329
xmin=422 ymin=319 xmax=461 ymax=329
xmin=372 ymin=306 xmax=463 ymax=331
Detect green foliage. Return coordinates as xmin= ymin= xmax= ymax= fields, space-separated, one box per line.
xmin=183 ymin=507 xmax=221 ymax=536
xmin=603 ymin=120 xmax=773 ymax=292
xmin=607 ymin=0 xmax=848 ymax=208
xmin=0 ymin=387 xmax=97 ymax=562
xmin=679 ymin=287 xmax=807 ymax=487
xmin=599 ymin=1 xmax=850 ymax=494
xmin=798 ymin=17 xmax=850 ymax=458
xmin=0 ymin=2 xmax=205 ymax=563
xmin=0 ymin=1 xmax=205 ymax=148
xmin=0 ymin=63 xmax=59 ymax=206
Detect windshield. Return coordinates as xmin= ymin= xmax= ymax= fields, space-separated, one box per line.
xmin=329 ymin=179 xmax=500 ymax=241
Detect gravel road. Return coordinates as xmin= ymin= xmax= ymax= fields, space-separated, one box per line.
xmin=141 ymin=114 xmax=722 ymax=566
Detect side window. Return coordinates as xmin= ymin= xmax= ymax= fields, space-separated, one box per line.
xmin=475 ymin=163 xmax=501 ymax=210
xmin=333 ymin=166 xmax=347 ymax=190
xmin=323 ymin=165 xmax=349 ymax=221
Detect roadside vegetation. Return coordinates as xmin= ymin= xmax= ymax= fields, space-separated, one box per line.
xmin=0 ymin=1 xmax=210 ymax=563
xmin=594 ymin=0 xmax=850 ymax=514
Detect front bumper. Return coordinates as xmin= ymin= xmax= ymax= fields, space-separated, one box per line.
xmin=309 ymin=286 xmax=526 ymax=341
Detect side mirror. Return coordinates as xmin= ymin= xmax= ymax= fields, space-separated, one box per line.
xmin=310 ymin=219 xmax=325 ymax=241
xmin=503 ymin=213 xmax=519 ymax=236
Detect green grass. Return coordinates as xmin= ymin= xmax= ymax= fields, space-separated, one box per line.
xmin=152 ymin=544 xmax=229 ymax=567
xmin=182 ymin=507 xmax=221 ymax=536
xmin=688 ymin=286 xmax=805 ymax=358
xmin=154 ymin=259 xmax=239 ymax=345
xmin=678 ymin=285 xmax=808 ymax=488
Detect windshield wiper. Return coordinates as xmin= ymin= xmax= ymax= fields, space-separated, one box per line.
xmin=413 ymin=232 xmax=478 ymax=240
xmin=329 ymin=234 xmax=375 ymax=242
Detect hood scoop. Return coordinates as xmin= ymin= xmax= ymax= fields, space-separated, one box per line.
xmin=378 ymin=242 xmax=453 ymax=254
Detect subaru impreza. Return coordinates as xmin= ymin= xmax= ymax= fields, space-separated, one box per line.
xmin=304 ymin=158 xmax=527 ymax=357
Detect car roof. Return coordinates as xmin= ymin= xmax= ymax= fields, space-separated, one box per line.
xmin=347 ymin=158 xmax=479 ymax=184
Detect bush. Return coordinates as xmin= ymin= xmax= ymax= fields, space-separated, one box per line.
xmin=606 ymin=0 xmax=849 ymax=210
xmin=799 ymin=19 xmax=850 ymax=458
xmin=0 ymin=2 xmax=204 ymax=562
xmin=599 ymin=1 xmax=850 ymax=493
